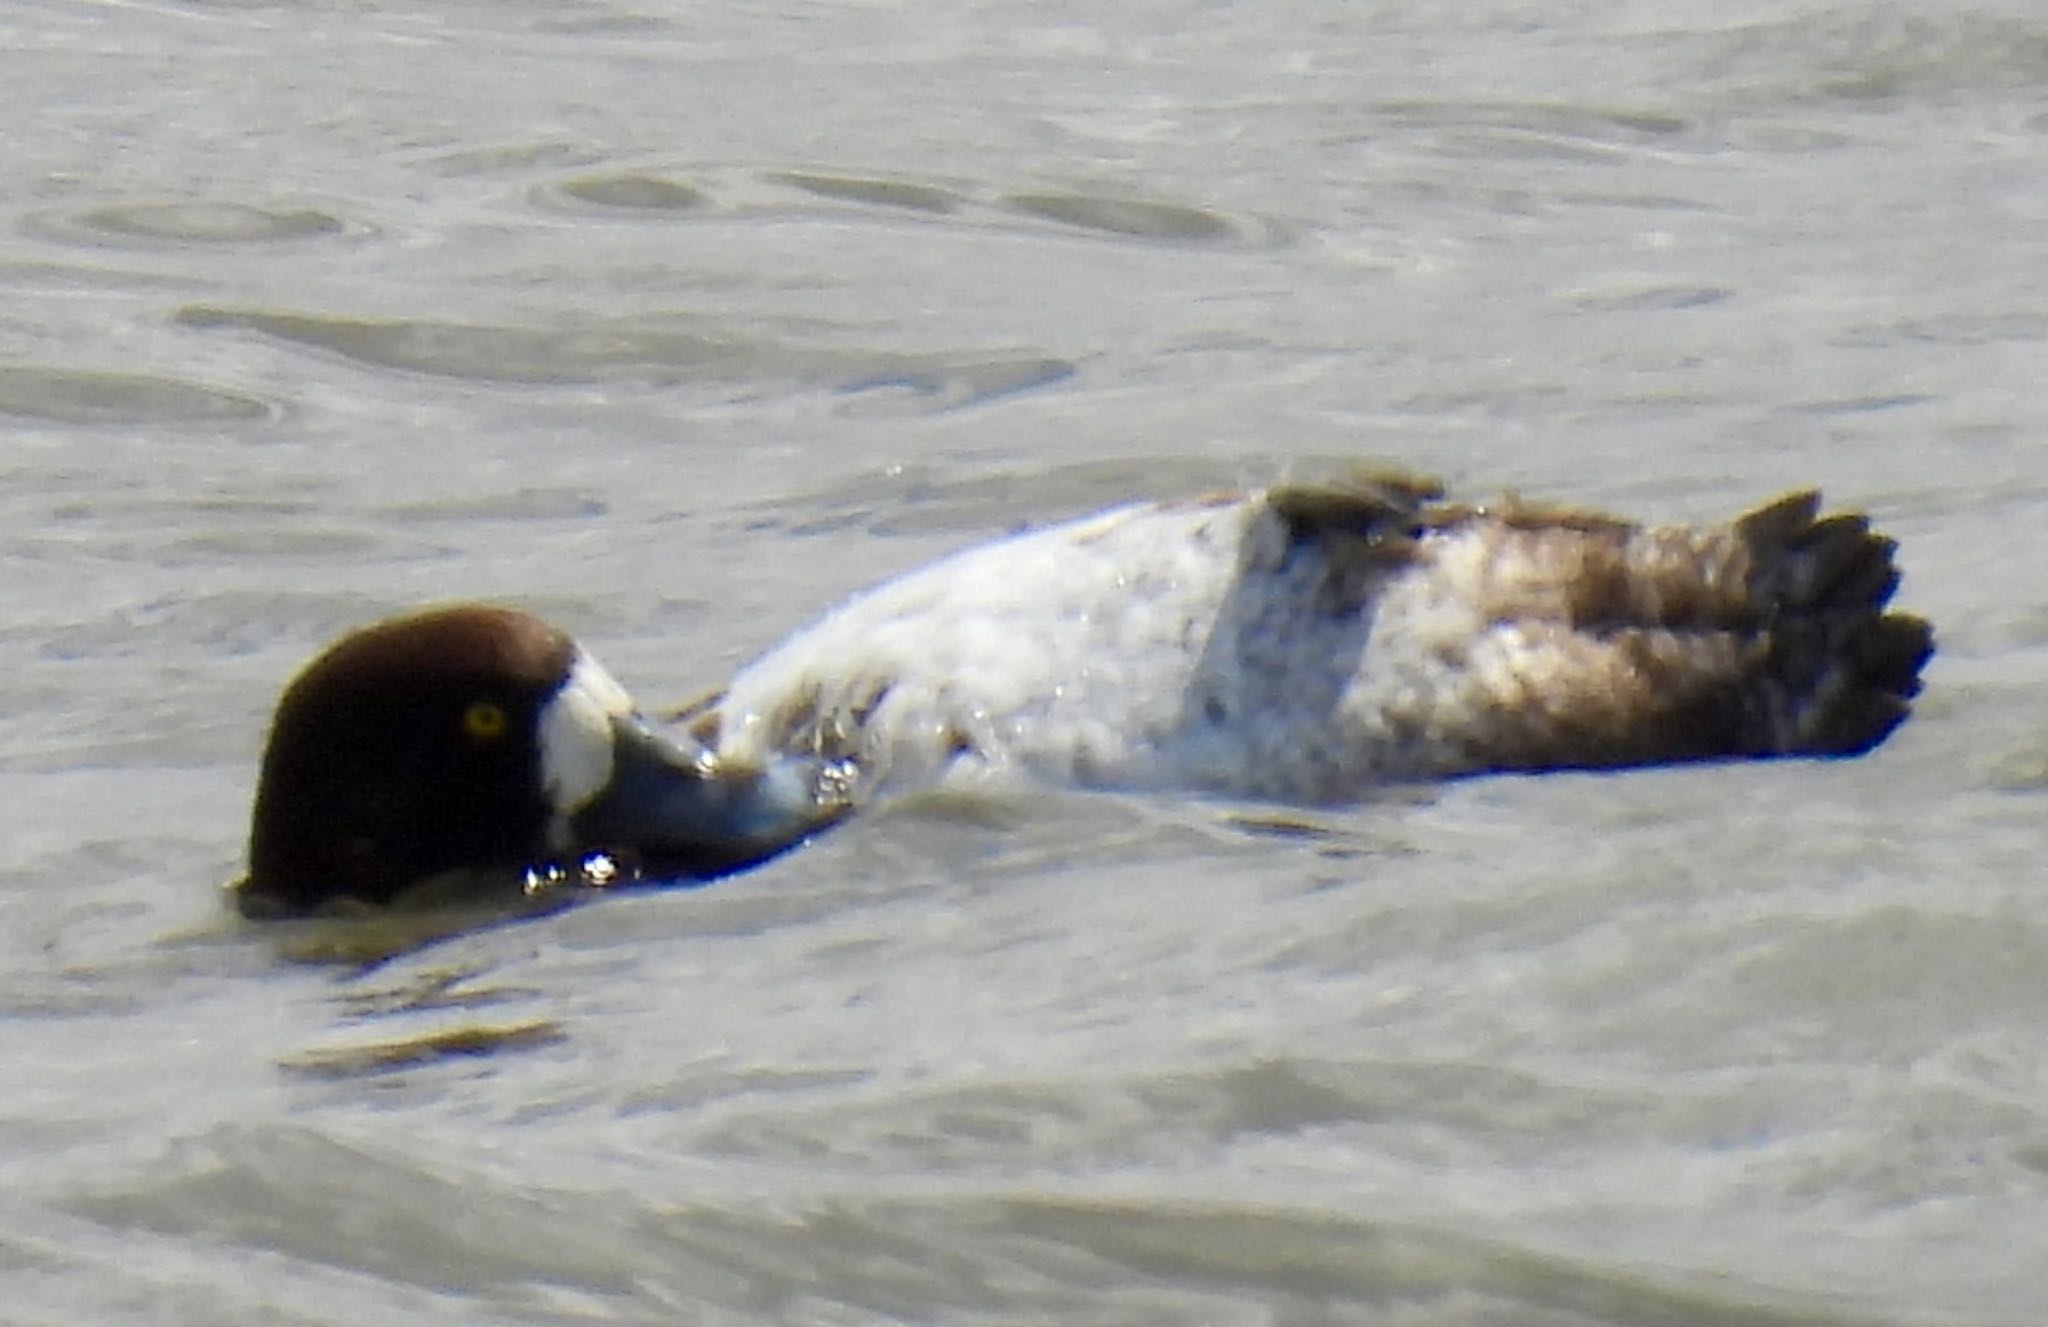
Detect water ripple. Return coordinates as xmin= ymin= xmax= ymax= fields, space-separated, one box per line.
xmin=384 ymin=488 xmax=610 ymax=524
xmin=999 ymin=190 xmax=1244 ymax=243
xmin=175 ymin=305 xmax=1074 ymax=408
xmin=553 ymin=173 xmax=709 ymax=212
xmin=532 ymin=164 xmax=1288 ymax=249
xmin=26 ymin=201 xmax=352 ymax=248
xmin=768 ymin=171 xmax=962 ymax=214
xmin=0 ymin=367 xmax=273 ymax=425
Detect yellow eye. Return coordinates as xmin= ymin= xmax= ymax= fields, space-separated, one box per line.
xmin=462 ymin=700 xmax=508 ymax=741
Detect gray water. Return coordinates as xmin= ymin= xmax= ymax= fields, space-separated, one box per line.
xmin=2 ymin=1 xmax=2046 ymax=1322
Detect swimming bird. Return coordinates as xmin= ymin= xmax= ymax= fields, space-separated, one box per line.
xmin=235 ymin=471 xmax=1931 ymax=917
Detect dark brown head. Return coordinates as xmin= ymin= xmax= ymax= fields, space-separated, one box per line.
xmin=240 ymin=604 xmax=843 ymax=917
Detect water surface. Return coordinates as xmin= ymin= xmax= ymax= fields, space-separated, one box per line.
xmin=2 ymin=1 xmax=2045 ymax=1322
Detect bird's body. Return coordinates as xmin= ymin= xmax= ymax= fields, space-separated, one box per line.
xmin=235 ymin=470 xmax=1932 ymax=916
xmin=694 ymin=473 xmax=1929 ymax=804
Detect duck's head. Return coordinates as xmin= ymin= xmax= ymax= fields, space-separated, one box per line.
xmin=238 ymin=604 xmax=844 ymax=918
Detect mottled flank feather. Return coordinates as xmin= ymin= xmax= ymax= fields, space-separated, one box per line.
xmin=1330 ymin=481 xmax=1933 ymax=772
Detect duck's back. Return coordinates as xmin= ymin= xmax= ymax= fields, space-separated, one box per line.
xmin=700 ymin=474 xmax=1930 ymax=803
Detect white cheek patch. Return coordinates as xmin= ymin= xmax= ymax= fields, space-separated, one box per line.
xmin=536 ymin=650 xmax=634 ymax=847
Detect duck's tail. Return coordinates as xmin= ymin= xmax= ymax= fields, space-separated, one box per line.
xmin=1728 ymin=491 xmax=1932 ymax=757
xmin=1326 ymin=477 xmax=1936 ymax=773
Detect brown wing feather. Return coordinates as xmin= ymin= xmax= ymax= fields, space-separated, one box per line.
xmin=1461 ymin=487 xmax=1926 ymax=766
xmin=1279 ymin=478 xmax=1932 ymax=773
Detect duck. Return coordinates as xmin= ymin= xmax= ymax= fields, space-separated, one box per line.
xmin=234 ymin=470 xmax=1932 ymax=917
